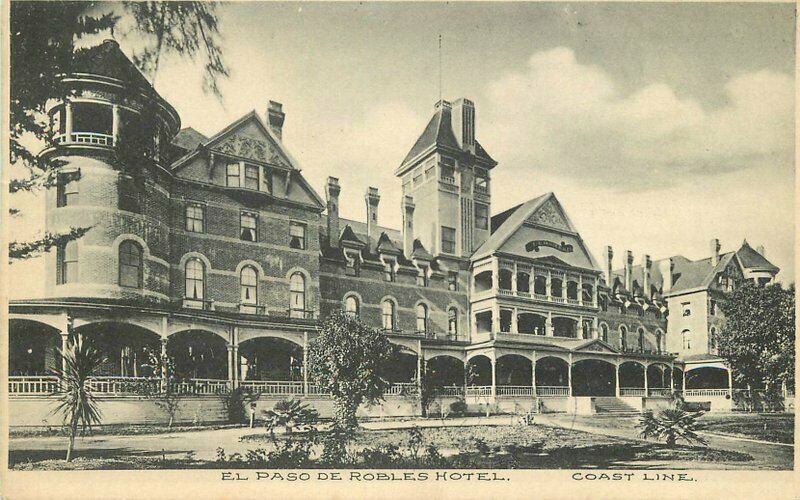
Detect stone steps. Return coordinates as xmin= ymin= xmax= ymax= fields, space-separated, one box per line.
xmin=593 ymin=397 xmax=639 ymax=414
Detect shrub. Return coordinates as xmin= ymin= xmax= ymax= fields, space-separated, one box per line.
xmin=423 ymin=444 xmax=446 ymax=467
xmin=220 ymin=387 xmax=259 ymax=424
xmin=638 ymin=408 xmax=708 ymax=447
xmin=407 ymin=427 xmax=424 ymax=462
xmin=320 ymin=425 xmax=354 ymax=466
xmin=262 ymin=398 xmax=319 ymax=439
xmin=358 ymin=445 xmax=403 ymax=467
xmin=449 ymin=399 xmax=468 ymax=417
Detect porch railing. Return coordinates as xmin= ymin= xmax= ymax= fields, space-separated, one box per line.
xmin=89 ymin=376 xmax=162 ymax=395
xmin=465 ymin=386 xmax=493 ymax=397
xmin=171 ymin=379 xmax=231 ymax=395
xmin=619 ymin=387 xmax=646 ymax=397
xmin=536 ymin=386 xmax=570 ymax=397
xmin=240 ymin=380 xmax=304 ymax=395
xmin=496 ymin=386 xmax=533 ymax=396
xmin=647 ymin=388 xmax=672 ymax=398
xmin=54 ymin=132 xmax=114 ymax=146
xmin=8 ymin=376 xmax=59 ymax=395
xmin=386 ymin=383 xmax=418 ymax=396
xmin=684 ymin=389 xmax=731 ymax=397
xmin=437 ymin=385 xmax=465 ymax=396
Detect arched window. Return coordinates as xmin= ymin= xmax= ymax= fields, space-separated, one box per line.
xmin=600 ymin=324 xmax=609 ymax=343
xmin=185 ymin=258 xmax=205 ymax=300
xmin=344 ymin=295 xmax=359 ymax=318
xmin=382 ymin=300 xmax=395 ymax=331
xmin=289 ymin=273 xmax=306 ymax=317
xmin=240 ymin=266 xmax=258 ymax=305
xmin=682 ymin=330 xmax=692 ymax=350
xmin=448 ymin=308 xmax=458 ymax=337
xmin=119 ymin=241 xmax=142 ymax=288
xmin=416 ymin=304 xmax=429 ymax=334
xmin=620 ymin=326 xmax=628 ymax=351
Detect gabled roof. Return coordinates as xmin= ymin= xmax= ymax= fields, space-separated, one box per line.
xmin=573 ymin=339 xmax=619 ymax=354
xmin=473 ymin=193 xmax=550 ymax=261
xmin=411 ymin=239 xmax=434 ymax=261
xmin=736 ymin=240 xmax=779 ymax=272
xmin=172 ymin=127 xmax=208 ymax=152
xmin=339 ymin=225 xmax=366 ymax=246
xmin=376 ymin=232 xmax=402 ymax=255
xmin=614 ymin=252 xmax=737 ymax=296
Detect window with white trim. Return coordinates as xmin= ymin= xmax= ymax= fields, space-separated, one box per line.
xmin=57 ymin=240 xmax=78 ymax=284
xmin=441 ymin=226 xmax=456 ymax=254
xmin=416 ymin=304 xmax=429 ymax=333
xmin=475 ymin=204 xmax=489 ymax=230
xmin=240 ymin=211 xmax=257 ymax=242
xmin=382 ymin=300 xmax=395 ymax=330
xmin=226 ymin=162 xmax=240 ymax=187
xmin=289 ymin=272 xmax=306 ymax=317
xmin=185 ymin=203 xmax=204 ymax=233
xmin=344 ymin=295 xmax=359 ymax=318
xmin=119 ymin=241 xmax=143 ymax=288
xmin=448 ymin=308 xmax=458 ymax=336
xmin=240 ymin=266 xmax=258 ymax=306
xmin=185 ymin=258 xmax=205 ymax=300
xmin=244 ymin=164 xmax=259 ymax=190
xmin=289 ymin=222 xmax=306 ymax=249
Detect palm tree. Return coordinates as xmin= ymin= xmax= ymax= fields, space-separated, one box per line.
xmin=50 ymin=334 xmax=105 ymax=461
xmin=638 ymin=408 xmax=708 ymax=447
xmin=262 ymin=398 xmax=319 ymax=439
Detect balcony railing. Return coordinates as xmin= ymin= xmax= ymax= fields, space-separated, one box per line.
xmin=182 ymin=298 xmax=214 ymax=311
xmin=8 ymin=376 xmax=59 ymax=395
xmin=54 ymin=132 xmax=114 ymax=146
xmin=440 ymin=176 xmax=455 ymax=184
xmin=170 ymin=379 xmax=231 ymax=395
xmin=551 ymin=296 xmax=566 ymax=304
xmin=496 ymin=386 xmax=534 ymax=396
xmin=497 ymin=288 xmax=514 ymax=296
xmin=89 ymin=376 xmax=162 ymax=395
xmin=619 ymin=387 xmax=646 ymax=397
xmin=536 ymin=386 xmax=570 ymax=397
xmin=566 ymin=298 xmax=581 ymax=305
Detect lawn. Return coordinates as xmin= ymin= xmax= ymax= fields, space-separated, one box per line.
xmin=10 ymin=424 xmax=753 ymax=470
xmin=9 ymin=423 xmax=244 ymax=438
xmin=700 ymin=413 xmax=794 ymax=444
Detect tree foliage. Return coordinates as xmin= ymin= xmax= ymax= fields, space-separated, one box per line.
xmin=307 ymin=310 xmax=397 ymax=430
xmin=9 ymin=1 xmax=228 ymax=261
xmin=50 ymin=334 xmax=106 ymax=461
xmin=717 ymin=283 xmax=795 ymax=391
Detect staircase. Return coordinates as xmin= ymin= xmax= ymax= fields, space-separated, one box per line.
xmin=593 ymin=397 xmax=640 ymax=416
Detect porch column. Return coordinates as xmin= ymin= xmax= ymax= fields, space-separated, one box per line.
xmin=511 ymin=308 xmax=518 ymax=334
xmin=531 ymin=350 xmax=537 ymax=397
xmin=493 ymin=303 xmax=500 ymax=338
xmin=670 ymin=364 xmax=675 ymax=394
xmin=567 ymin=353 xmax=573 ymax=397
xmin=578 ymin=315 xmax=584 ymax=339
xmin=491 ymin=258 xmax=499 ymax=293
xmin=593 ymin=277 xmax=599 ymax=307
xmin=304 ymin=332 xmax=310 ymax=396
xmin=111 ymin=104 xmax=120 ymax=144
xmin=682 ymin=369 xmax=686 ymax=393
xmin=615 ymin=359 xmax=621 ymax=397
xmin=546 ymin=270 xmax=552 ymax=300
xmin=578 ymin=275 xmax=583 ymax=306
xmin=727 ymin=366 xmax=733 ymax=398
xmin=416 ymin=340 xmax=423 ymax=397
xmin=592 ymin=317 xmax=598 ymax=339
xmin=160 ymin=338 xmax=168 ymax=393
xmin=232 ymin=326 xmax=240 ymax=389
xmin=60 ymin=333 xmax=70 ymax=374
xmin=511 ymin=262 xmax=518 ymax=294
xmin=643 ymin=363 xmax=649 ymax=397
xmin=227 ymin=344 xmax=235 ymax=388
xmin=490 ymin=357 xmax=496 ymax=398
xmin=65 ymin=101 xmax=73 ymax=139
xmin=546 ymin=311 xmax=553 ymax=337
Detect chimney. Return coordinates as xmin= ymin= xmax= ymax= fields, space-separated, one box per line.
xmin=365 ymin=187 xmax=380 ymax=243
xmin=605 ymin=246 xmax=614 ymax=286
xmin=757 ymin=245 xmax=765 ymax=257
xmin=624 ymin=251 xmax=633 ymax=291
xmin=326 ymin=177 xmax=341 ymax=248
xmin=710 ymin=238 xmax=721 ymax=266
xmin=642 ymin=254 xmax=652 ymax=298
xmin=451 ymin=98 xmax=476 ymax=151
xmin=267 ymin=101 xmax=285 ymax=140
xmin=659 ymin=258 xmax=674 ymax=293
xmin=402 ymin=195 xmax=415 ymax=257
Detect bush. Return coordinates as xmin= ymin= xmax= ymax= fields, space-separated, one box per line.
xmin=638 ymin=408 xmax=707 ymax=447
xmin=358 ymin=445 xmax=403 ymax=467
xmin=320 ymin=425 xmax=354 ymax=466
xmin=262 ymin=398 xmax=319 ymax=438
xmin=220 ymin=387 xmax=259 ymax=424
xmin=449 ymin=399 xmax=468 ymax=417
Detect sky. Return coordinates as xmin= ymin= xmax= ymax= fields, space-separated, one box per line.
xmin=8 ymin=2 xmax=796 ymax=293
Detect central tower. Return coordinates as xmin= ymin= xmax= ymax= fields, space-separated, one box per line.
xmin=395 ymin=98 xmax=497 ymax=259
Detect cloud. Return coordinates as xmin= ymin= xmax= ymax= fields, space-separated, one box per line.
xmin=480 ymin=47 xmax=794 ymax=190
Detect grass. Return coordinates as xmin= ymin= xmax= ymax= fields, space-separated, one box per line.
xmin=700 ymin=413 xmax=794 ymax=444
xmin=9 ymin=423 xmax=243 ymax=438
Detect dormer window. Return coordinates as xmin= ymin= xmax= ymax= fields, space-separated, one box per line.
xmin=383 ymin=259 xmax=396 ymax=282
xmin=244 ymin=165 xmax=259 ymax=190
xmin=226 ymin=163 xmax=240 ymax=187
xmin=416 ymin=265 xmax=429 ymax=287
xmin=344 ymin=248 xmax=361 ymax=277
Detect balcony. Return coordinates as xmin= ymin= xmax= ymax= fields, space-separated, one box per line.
xmin=54 ymin=132 xmax=114 ymax=146
xmin=182 ymin=298 xmax=214 ymax=311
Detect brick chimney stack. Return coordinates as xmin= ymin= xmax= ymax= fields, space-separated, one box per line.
xmin=365 ymin=187 xmax=380 ymax=243
xmin=267 ymin=101 xmax=285 ymax=140
xmin=710 ymin=238 xmax=721 ymax=266
xmin=624 ymin=250 xmax=633 ymax=291
xmin=643 ymin=254 xmax=652 ymax=298
xmin=659 ymin=258 xmax=674 ymax=293
xmin=402 ymin=196 xmax=415 ymax=257
xmin=605 ymin=246 xmax=614 ymax=286
xmin=326 ymin=177 xmax=341 ymax=247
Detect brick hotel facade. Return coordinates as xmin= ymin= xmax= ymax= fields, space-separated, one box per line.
xmin=8 ymin=41 xmax=781 ymax=424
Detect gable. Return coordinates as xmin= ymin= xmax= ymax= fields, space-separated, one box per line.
xmin=526 ymin=197 xmax=571 ymax=231
xmin=575 ymin=340 xmax=618 ymax=354
xmin=497 ymin=225 xmax=598 ymax=271
xmin=209 ymin=118 xmax=291 ymax=168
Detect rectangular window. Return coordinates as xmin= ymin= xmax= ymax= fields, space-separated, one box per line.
xmin=226 ymin=162 xmax=240 ymax=187
xmin=240 ymin=211 xmax=257 ymax=242
xmin=261 ymin=168 xmax=273 ymax=193
xmin=118 ymin=175 xmax=141 ymax=213
xmin=417 ymin=266 xmax=429 ymax=287
xmin=440 ymin=157 xmax=455 ymax=183
xmin=441 ymin=226 xmax=456 ymax=254
xmin=244 ymin=165 xmax=259 ymax=190
xmin=57 ymin=175 xmax=79 ymax=207
xmin=448 ymin=272 xmax=458 ymax=291
xmin=57 ymin=241 xmax=78 ymax=284
xmin=383 ymin=260 xmax=396 ymax=282
xmin=185 ymin=203 xmax=204 ymax=233
xmin=289 ymin=222 xmax=306 ymax=250
xmin=475 ymin=203 xmax=489 ymax=230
